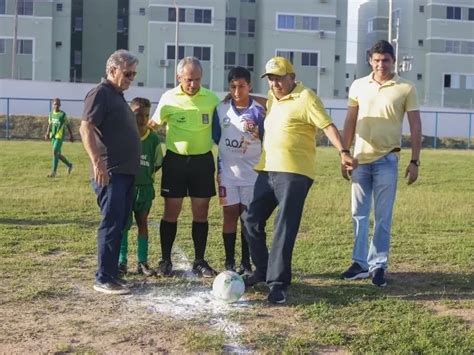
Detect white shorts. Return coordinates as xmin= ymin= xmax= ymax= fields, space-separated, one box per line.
xmin=218 ymin=184 xmax=254 ymax=207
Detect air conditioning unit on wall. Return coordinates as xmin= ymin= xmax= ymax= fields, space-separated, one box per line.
xmin=320 ymin=67 xmax=327 ymax=74
xmin=159 ymin=59 xmax=169 ymax=67
xmin=319 ymin=30 xmax=325 ymax=39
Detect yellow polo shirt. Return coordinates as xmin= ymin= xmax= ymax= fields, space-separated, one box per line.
xmin=152 ymin=86 xmax=219 ymax=155
xmin=348 ymin=73 xmax=419 ymax=164
xmin=255 ymin=82 xmax=332 ymax=179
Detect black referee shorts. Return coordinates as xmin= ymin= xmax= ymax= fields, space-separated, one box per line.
xmin=161 ymin=150 xmax=216 ymax=198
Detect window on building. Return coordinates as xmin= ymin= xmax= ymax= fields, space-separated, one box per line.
xmin=241 ymin=19 xmax=255 ymax=37
xmin=168 ymin=7 xmax=185 ymax=22
xmin=0 ymin=0 xmax=5 ymax=14
xmin=193 ymin=46 xmax=211 ymax=61
xmin=74 ymin=17 xmax=83 ymax=31
xmin=335 ymin=55 xmax=340 ymax=62
xmin=241 ymin=0 xmax=256 ymax=2
xmin=467 ymin=41 xmax=474 ymax=54
xmin=224 ymin=52 xmax=236 ymax=69
xmin=247 ymin=53 xmax=254 ymax=70
xmin=248 ymin=19 xmax=255 ymax=37
xmin=276 ymin=50 xmax=294 ymax=63
xmin=0 ymin=39 xmax=5 ymax=53
xmin=345 ymin=73 xmax=349 ymax=79
xmin=17 ymin=39 xmax=32 ymax=54
xmin=301 ymin=52 xmax=318 ymax=66
xmin=166 ymin=82 xmax=174 ymax=88
xmin=446 ymin=6 xmax=461 ymax=20
xmin=238 ymin=53 xmax=254 ymax=71
xmin=444 ymin=74 xmax=450 ymax=88
xmin=417 ymin=74 xmax=422 ymax=80
xmin=137 ymin=82 xmax=144 ymax=87
xmin=336 ymin=19 xmax=341 ymax=26
xmin=166 ymin=45 xmax=185 ymax=60
xmin=17 ymin=0 xmax=33 ymax=15
xmin=302 ymin=16 xmax=319 ymax=30
xmin=346 ymin=86 xmax=349 ymax=93
xmin=418 ymin=39 xmax=423 ymax=46
xmin=117 ymin=18 xmax=125 ymax=33
xmin=444 ymin=74 xmax=461 ymax=88
xmin=445 ymin=40 xmax=460 ymax=53
xmin=419 ymin=5 xmax=424 ymax=13
xmin=469 ymin=8 xmax=474 ymax=21
xmin=277 ymin=14 xmax=295 ymax=29
xmin=194 ymin=9 xmax=211 ymax=24
xmin=367 ymin=20 xmax=373 ymax=33
xmin=138 ymin=45 xmax=145 ymax=53
xmin=466 ymin=75 xmax=474 ymax=89
xmin=333 ymin=89 xmax=339 ymax=97
xmin=451 ymin=74 xmax=460 ymax=88
xmin=56 ymin=3 xmax=63 ymax=12
xmin=74 ymin=50 xmax=82 ymax=65
xmin=55 ymin=41 xmax=62 ymax=48
xmin=139 ymin=7 xmax=146 ymax=16
xmin=226 ymin=17 xmax=237 ymax=35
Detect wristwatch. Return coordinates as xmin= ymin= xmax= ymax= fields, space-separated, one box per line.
xmin=339 ymin=149 xmax=350 ymax=156
xmin=410 ymin=159 xmax=420 ymax=166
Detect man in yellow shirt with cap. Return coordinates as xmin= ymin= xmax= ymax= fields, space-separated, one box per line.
xmin=242 ymin=56 xmax=357 ymax=304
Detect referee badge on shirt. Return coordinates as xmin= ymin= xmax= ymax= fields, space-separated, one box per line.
xmin=202 ymin=113 xmax=209 ymax=124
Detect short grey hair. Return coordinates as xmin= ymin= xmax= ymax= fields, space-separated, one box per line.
xmin=177 ymin=57 xmax=202 ymax=76
xmin=105 ymin=49 xmax=139 ymax=75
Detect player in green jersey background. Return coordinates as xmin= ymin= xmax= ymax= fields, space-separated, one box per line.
xmin=44 ymin=98 xmax=74 ymax=177
xmin=119 ymin=97 xmax=163 ymax=276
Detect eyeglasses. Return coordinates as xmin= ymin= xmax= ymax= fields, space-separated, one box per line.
xmin=123 ymin=70 xmax=137 ymax=79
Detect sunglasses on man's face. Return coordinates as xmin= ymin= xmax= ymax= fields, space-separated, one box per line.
xmin=123 ymin=70 xmax=137 ymax=79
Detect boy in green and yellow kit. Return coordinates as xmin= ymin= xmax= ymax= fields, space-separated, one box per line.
xmin=119 ymin=97 xmax=163 ymax=276
xmin=44 ymin=98 xmax=74 ymax=177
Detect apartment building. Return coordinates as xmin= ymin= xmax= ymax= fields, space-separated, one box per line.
xmin=0 ymin=0 xmax=129 ymax=82
xmin=130 ymin=0 xmax=348 ymax=96
xmin=356 ymin=0 xmax=474 ymax=108
xmin=1 ymin=0 xmax=348 ymax=98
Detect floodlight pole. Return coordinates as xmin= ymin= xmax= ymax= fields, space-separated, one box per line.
xmin=174 ymin=0 xmax=179 ymax=85
xmin=11 ymin=0 xmax=18 ymax=79
xmin=388 ymin=0 xmax=392 ymax=43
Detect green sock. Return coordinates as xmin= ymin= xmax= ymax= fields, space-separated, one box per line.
xmin=119 ymin=231 xmax=128 ymax=265
xmin=137 ymin=234 xmax=148 ymax=263
xmin=52 ymin=155 xmax=59 ymax=173
xmin=59 ymin=155 xmax=72 ymax=167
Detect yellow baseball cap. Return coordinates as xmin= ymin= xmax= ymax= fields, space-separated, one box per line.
xmin=261 ymin=56 xmax=295 ymax=78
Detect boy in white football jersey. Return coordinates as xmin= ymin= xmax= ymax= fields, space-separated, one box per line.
xmin=212 ymin=67 xmax=266 ymax=274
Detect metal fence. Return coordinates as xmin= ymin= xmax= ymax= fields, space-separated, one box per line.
xmin=1 ymin=97 xmax=473 ymax=149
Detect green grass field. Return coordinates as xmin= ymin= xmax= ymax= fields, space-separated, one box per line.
xmin=0 ymin=140 xmax=473 ymax=353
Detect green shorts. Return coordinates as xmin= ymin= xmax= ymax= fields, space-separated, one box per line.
xmin=124 ymin=184 xmax=155 ymax=231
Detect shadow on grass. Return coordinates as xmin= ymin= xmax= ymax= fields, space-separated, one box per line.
xmin=291 ymin=271 xmax=474 ymax=306
xmin=0 ymin=217 xmax=97 ymax=228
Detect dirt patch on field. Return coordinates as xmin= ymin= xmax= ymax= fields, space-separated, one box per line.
xmin=0 ymin=279 xmax=349 ymax=354
xmin=1 ymin=256 xmax=471 ymax=353
xmin=426 ymin=302 xmax=474 ymax=325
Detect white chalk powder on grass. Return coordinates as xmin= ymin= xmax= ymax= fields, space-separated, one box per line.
xmin=125 ymin=245 xmax=251 ymax=353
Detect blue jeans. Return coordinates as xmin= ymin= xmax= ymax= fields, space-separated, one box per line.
xmin=242 ymin=171 xmax=313 ymax=289
xmin=91 ymin=174 xmax=135 ymax=283
xmin=351 ymin=153 xmax=399 ymax=272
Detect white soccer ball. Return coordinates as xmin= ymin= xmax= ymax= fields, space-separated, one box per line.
xmin=212 ymin=270 xmax=245 ymax=303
